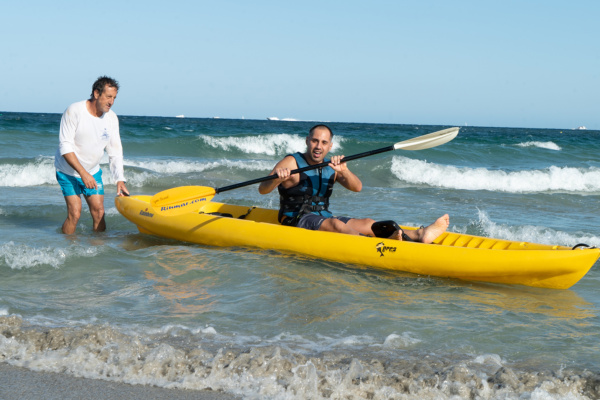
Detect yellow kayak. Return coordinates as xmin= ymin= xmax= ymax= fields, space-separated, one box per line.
xmin=115 ymin=195 xmax=599 ymax=290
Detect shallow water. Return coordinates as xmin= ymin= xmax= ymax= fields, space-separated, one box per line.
xmin=1 ymin=112 xmax=600 ymax=399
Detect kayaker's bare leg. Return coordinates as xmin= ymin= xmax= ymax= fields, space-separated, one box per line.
xmin=320 ymin=217 xmax=379 ymax=236
xmin=319 ymin=217 xmax=360 ymax=235
xmin=346 ymin=218 xmax=376 ymax=236
xmin=62 ymin=195 xmax=82 ymax=234
xmin=395 ymin=214 xmax=449 ymax=244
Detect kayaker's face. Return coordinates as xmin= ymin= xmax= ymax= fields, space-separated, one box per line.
xmin=306 ymin=128 xmax=333 ymax=164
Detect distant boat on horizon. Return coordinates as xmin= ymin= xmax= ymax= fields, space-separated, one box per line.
xmin=577 ymin=126 xmax=587 ymax=130
xmin=175 ymin=114 xmax=185 ymax=118
xmin=267 ymin=117 xmax=299 ymax=121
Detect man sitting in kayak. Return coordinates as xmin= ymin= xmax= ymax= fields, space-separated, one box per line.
xmin=258 ymin=124 xmax=449 ymax=243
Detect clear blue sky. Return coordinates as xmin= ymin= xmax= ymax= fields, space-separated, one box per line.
xmin=1 ymin=1 xmax=598 ymax=129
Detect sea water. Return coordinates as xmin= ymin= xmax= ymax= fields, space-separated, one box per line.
xmin=1 ymin=112 xmax=600 ymax=399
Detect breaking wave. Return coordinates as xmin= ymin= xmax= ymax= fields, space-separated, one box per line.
xmin=392 ymin=156 xmax=600 ymax=194
xmin=199 ymin=133 xmax=344 ymax=156
xmin=1 ymin=316 xmax=599 ymax=400
xmin=0 ymin=242 xmax=99 ymax=270
xmin=516 ymin=141 xmax=562 ymax=151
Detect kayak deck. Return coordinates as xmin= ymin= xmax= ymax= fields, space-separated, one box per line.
xmin=116 ymin=195 xmax=600 ymax=289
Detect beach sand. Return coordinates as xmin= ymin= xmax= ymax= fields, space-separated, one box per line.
xmin=0 ymin=363 xmax=239 ymax=400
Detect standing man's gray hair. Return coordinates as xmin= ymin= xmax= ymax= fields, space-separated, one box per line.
xmin=90 ymin=76 xmax=119 ymax=99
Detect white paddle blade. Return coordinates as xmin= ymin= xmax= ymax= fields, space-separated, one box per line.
xmin=394 ymin=127 xmax=459 ymax=151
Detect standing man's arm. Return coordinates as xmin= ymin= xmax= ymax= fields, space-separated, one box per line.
xmin=106 ymin=117 xmax=129 ymax=196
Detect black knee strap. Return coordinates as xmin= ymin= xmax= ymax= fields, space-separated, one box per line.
xmin=371 ymin=220 xmax=415 ymax=241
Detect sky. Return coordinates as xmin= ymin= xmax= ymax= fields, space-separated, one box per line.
xmin=1 ymin=1 xmax=598 ymax=130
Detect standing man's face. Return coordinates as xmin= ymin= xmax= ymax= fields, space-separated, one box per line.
xmin=92 ymin=85 xmax=118 ymax=116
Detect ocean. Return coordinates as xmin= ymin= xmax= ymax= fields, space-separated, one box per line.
xmin=1 ymin=112 xmax=600 ymax=399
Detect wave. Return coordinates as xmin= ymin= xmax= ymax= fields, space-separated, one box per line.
xmin=474 ymin=210 xmax=600 ymax=248
xmin=0 ymin=241 xmax=99 ymax=270
xmin=199 ymin=133 xmax=344 ymax=156
xmin=0 ymin=157 xmax=56 ymax=187
xmin=1 ymin=316 xmax=598 ymax=399
xmin=392 ymin=156 xmax=600 ymax=193
xmin=9 ymin=151 xmax=598 ymax=196
xmin=123 ymin=159 xmax=275 ymax=188
xmin=0 ymin=157 xmax=275 ymax=188
xmin=516 ymin=141 xmax=562 ymax=151
xmin=126 ymin=158 xmax=273 ymax=174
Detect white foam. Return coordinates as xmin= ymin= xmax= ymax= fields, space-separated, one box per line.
xmin=473 ymin=353 xmax=504 ymax=366
xmin=516 ymin=141 xmax=562 ymax=151
xmin=382 ymin=332 xmax=422 ymax=348
xmin=0 ymin=157 xmax=56 ymax=187
xmin=476 ymin=209 xmax=600 ymax=247
xmin=126 ymin=158 xmax=274 ymax=174
xmin=0 ymin=242 xmax=99 ymax=270
xmin=0 ymin=316 xmax=595 ymax=400
xmin=391 ymin=156 xmax=600 ymax=193
xmin=199 ymin=133 xmax=344 ymax=156
xmin=0 ymin=157 xmax=156 ymax=188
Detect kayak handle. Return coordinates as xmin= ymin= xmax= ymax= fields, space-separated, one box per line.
xmin=572 ymin=243 xmax=596 ymax=250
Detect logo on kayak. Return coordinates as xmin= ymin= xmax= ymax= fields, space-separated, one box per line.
xmin=376 ymin=242 xmax=396 ymax=257
xmin=139 ymin=208 xmax=154 ymax=218
xmin=160 ymin=198 xmax=206 ymax=211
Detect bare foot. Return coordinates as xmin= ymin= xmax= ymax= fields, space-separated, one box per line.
xmin=386 ymin=215 xmax=449 ymax=243
xmin=420 ymin=214 xmax=449 ymax=244
xmin=388 ymin=229 xmax=403 ymax=241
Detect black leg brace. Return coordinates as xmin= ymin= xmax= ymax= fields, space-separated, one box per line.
xmin=371 ymin=220 xmax=414 ymax=241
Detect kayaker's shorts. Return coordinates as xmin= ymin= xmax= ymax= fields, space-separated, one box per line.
xmin=56 ymin=170 xmax=104 ymax=197
xmin=296 ymin=214 xmax=352 ymax=231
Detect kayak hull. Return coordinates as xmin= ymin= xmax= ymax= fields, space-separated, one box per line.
xmin=116 ymin=195 xmax=599 ymax=289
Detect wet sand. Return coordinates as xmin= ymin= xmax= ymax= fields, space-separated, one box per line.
xmin=0 ymin=363 xmax=239 ymax=400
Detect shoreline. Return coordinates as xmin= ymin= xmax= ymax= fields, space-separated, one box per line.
xmin=0 ymin=363 xmax=239 ymax=400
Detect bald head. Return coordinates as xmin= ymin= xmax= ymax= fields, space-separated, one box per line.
xmin=308 ymin=124 xmax=333 ymax=141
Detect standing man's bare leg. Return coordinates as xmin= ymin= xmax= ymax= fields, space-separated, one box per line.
xmin=85 ymin=195 xmax=106 ymax=232
xmin=62 ymin=196 xmax=82 ymax=234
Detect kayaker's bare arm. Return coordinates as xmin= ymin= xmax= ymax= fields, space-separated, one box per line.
xmin=258 ymin=155 xmax=299 ymax=194
xmin=329 ymin=155 xmax=362 ymax=192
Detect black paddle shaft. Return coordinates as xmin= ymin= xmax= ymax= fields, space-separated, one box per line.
xmin=215 ymin=145 xmax=395 ymax=194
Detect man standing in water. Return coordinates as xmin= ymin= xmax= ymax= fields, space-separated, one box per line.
xmin=54 ymin=76 xmax=129 ymax=234
xmin=258 ymin=124 xmax=449 ymax=242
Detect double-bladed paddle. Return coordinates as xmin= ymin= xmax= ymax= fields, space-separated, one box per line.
xmin=150 ymin=127 xmax=459 ymax=216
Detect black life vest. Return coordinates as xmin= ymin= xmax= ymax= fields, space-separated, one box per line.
xmin=278 ymin=152 xmax=336 ymax=222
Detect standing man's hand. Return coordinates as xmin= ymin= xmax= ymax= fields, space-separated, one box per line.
xmin=80 ymin=171 xmax=98 ymax=189
xmin=116 ymin=181 xmax=129 ymax=196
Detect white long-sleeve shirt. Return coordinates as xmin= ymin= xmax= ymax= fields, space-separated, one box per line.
xmin=54 ymin=100 xmax=126 ymax=183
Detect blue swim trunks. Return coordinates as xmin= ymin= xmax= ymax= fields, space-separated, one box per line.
xmin=56 ymin=170 xmax=104 ymax=197
xmin=296 ymin=214 xmax=352 ymax=231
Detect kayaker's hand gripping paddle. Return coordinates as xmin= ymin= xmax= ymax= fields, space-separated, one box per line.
xmin=150 ymin=127 xmax=459 ymax=216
